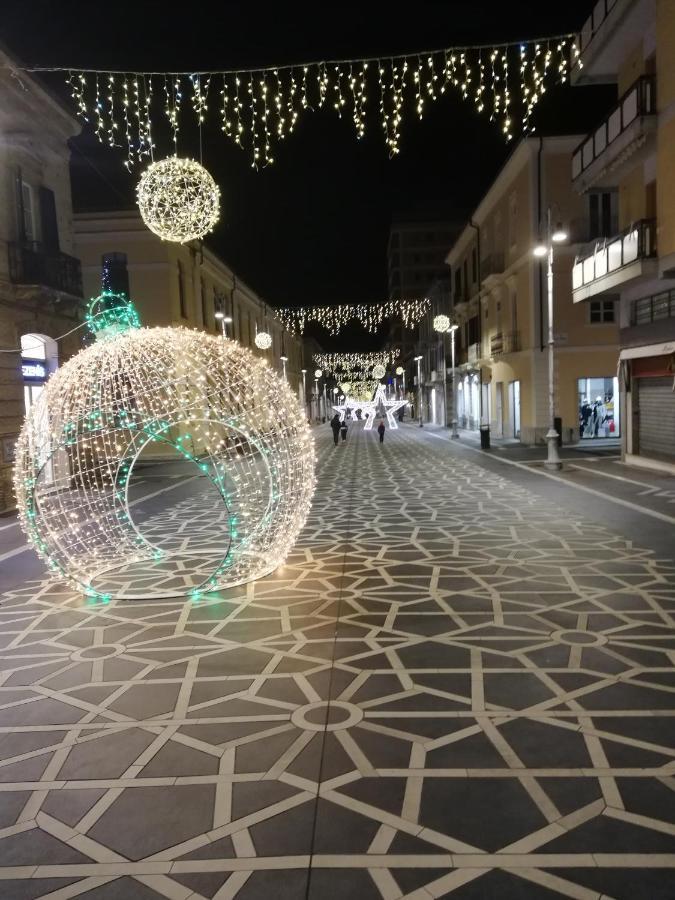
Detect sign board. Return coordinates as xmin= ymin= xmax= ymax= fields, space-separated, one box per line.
xmin=21 ymin=360 xmax=47 ymax=380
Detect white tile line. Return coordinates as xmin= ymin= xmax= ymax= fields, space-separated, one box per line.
xmin=425 ymin=431 xmax=675 ymax=527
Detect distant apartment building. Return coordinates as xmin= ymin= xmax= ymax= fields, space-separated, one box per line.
xmin=0 ymin=48 xmax=84 ymax=513
xmin=73 ymin=210 xmax=307 ymax=401
xmin=446 ymin=135 xmax=620 ymax=443
xmin=387 ymin=220 xmax=458 ymax=390
xmin=570 ymin=0 xmax=675 ymax=471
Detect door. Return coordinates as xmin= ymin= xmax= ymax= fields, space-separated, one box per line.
xmin=508 ymin=380 xmax=521 ymax=438
xmin=636 ymin=377 xmax=675 ymax=462
xmin=495 ymin=382 xmax=503 ymax=436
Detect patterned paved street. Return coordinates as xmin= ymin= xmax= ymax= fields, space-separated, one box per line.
xmin=2 ymin=423 xmax=675 ymax=899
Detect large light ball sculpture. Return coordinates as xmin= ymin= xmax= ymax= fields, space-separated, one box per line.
xmin=433 ymin=314 xmax=451 ymax=333
xmin=14 ymin=294 xmax=315 ymax=601
xmin=136 ymin=156 xmax=220 ymax=243
xmin=255 ymin=330 xmax=273 ymax=350
xmin=372 ymin=364 xmax=386 ymax=380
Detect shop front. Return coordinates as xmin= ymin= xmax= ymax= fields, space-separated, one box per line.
xmin=620 ymin=343 xmax=675 ymax=469
xmin=578 ymin=376 xmax=620 ymax=440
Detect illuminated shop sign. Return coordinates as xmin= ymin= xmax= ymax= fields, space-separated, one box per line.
xmin=22 ymin=360 xmax=47 ymax=380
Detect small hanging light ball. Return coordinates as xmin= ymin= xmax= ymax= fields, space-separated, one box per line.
xmin=372 ymin=364 xmax=386 ymax=380
xmin=255 ymin=331 xmax=273 ymax=350
xmin=314 ymin=369 xmax=323 ymax=378
xmin=136 ymin=157 xmax=220 ymax=243
xmin=433 ymin=314 xmax=451 ymax=333
xmin=396 ymin=366 xmax=404 ymax=375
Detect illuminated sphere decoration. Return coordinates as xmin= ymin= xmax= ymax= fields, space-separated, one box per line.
xmin=396 ymin=366 xmax=404 ymax=375
xmin=433 ymin=314 xmax=451 ymax=333
xmin=136 ymin=156 xmax=220 ymax=243
xmin=314 ymin=369 xmax=323 ymax=378
xmin=372 ymin=364 xmax=386 ymax=380
xmin=14 ymin=318 xmax=315 ymax=601
xmin=255 ymin=330 xmax=273 ymax=350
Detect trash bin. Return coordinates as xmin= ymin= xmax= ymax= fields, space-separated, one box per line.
xmin=480 ymin=424 xmax=490 ymax=450
xmin=554 ymin=416 xmax=562 ymax=448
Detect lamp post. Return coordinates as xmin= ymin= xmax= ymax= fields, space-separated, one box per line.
xmin=214 ymin=311 xmax=233 ymax=339
xmin=280 ymin=355 xmax=288 ymax=381
xmin=433 ymin=314 xmax=451 ymax=429
xmin=414 ymin=355 xmax=423 ymax=428
xmin=533 ymin=207 xmax=568 ymax=470
xmin=396 ymin=365 xmax=405 ymax=403
xmin=301 ymin=368 xmax=307 ymax=419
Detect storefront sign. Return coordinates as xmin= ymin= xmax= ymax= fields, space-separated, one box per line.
xmin=21 ymin=360 xmax=46 ymax=380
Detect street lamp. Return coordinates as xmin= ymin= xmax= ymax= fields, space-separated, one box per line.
xmin=533 ymin=207 xmax=568 ymax=470
xmin=280 ymin=354 xmax=288 ymax=380
xmin=414 ymin=355 xmax=423 ymax=428
xmin=448 ymin=325 xmax=459 ymax=439
xmin=214 ymin=311 xmax=233 ymax=339
xmin=301 ymin=368 xmax=307 ymax=418
xmin=396 ymin=365 xmax=405 ymax=402
xmin=433 ymin=315 xmax=451 ymax=429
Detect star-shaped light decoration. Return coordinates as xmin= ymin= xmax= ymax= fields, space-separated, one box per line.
xmin=334 ymin=383 xmax=407 ymax=430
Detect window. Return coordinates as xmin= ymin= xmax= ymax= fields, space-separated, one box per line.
xmin=20 ymin=182 xmax=35 ymax=243
xmin=177 ymin=261 xmax=187 ymax=318
xmin=471 ymin=248 xmax=477 ymax=284
xmin=590 ymin=299 xmax=615 ymax=323
xmin=454 ymin=267 xmax=462 ymax=299
xmin=508 ymin=194 xmax=518 ymax=248
xmin=589 ymin=191 xmax=617 ymax=239
xmin=463 ymin=259 xmax=468 ymax=295
xmin=102 ymin=253 xmax=130 ymax=296
xmin=201 ymin=278 xmax=208 ymax=328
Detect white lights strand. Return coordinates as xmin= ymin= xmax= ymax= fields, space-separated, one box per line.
xmin=313 ymin=352 xmax=396 ymax=381
xmin=14 ymin=325 xmax=316 ymax=602
xmin=279 ymin=298 xmax=430 ymax=336
xmin=34 ymin=34 xmax=573 ymax=169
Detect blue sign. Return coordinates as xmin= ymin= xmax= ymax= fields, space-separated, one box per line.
xmin=22 ymin=360 xmax=47 ymax=381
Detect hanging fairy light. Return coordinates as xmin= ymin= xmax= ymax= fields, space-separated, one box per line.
xmin=136 ymin=156 xmax=220 ymax=243
xmin=52 ymin=34 xmax=573 ymax=171
xmin=281 ymin=298 xmax=430 ymax=336
xmin=313 ymin=352 xmax=396 ymax=381
xmin=14 ymin=305 xmax=315 ymax=601
xmin=433 ymin=314 xmax=451 ymax=333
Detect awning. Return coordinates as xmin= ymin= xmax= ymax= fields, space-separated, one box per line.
xmin=619 ymin=342 xmax=675 ymax=361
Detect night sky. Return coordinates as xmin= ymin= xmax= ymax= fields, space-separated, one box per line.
xmin=4 ymin=0 xmax=615 ymax=349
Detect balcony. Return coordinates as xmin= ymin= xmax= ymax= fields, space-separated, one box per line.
xmin=572 ymin=0 xmax=650 ymax=85
xmin=467 ymin=343 xmax=480 ymax=365
xmin=572 ymin=219 xmax=656 ymax=302
xmin=490 ymin=331 xmax=520 ymax=357
xmin=572 ymin=76 xmax=656 ymax=191
xmin=481 ymin=252 xmax=505 ymax=280
xmin=8 ymin=242 xmax=83 ymax=298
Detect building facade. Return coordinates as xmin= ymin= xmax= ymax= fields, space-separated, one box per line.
xmin=73 ymin=210 xmax=308 ymax=404
xmin=0 ymin=50 xmax=83 ymax=513
xmin=446 ymin=136 xmax=620 ymax=444
xmin=571 ymin=0 xmax=675 ymax=471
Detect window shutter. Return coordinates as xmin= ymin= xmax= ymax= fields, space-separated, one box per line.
xmin=39 ymin=187 xmax=60 ymax=251
xmin=15 ymin=168 xmax=25 ymax=243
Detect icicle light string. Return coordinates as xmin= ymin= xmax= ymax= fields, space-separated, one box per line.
xmin=279 ymin=298 xmax=430 ymax=336
xmin=19 ymin=33 xmax=573 ymax=168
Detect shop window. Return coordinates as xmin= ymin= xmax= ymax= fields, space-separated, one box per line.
xmin=578 ymin=376 xmax=619 ymax=439
xmin=590 ymin=299 xmax=615 ymax=323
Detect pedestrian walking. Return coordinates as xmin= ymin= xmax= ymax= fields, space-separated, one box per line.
xmin=377 ymin=419 xmax=386 ymax=444
xmin=330 ymin=414 xmax=341 ymax=446
xmin=340 ymin=419 xmax=348 ymax=442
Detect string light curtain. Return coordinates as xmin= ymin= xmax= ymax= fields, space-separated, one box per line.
xmin=314 ymin=352 xmax=397 ymax=380
xmin=280 ymin=298 xmax=430 ymax=335
xmin=21 ymin=35 xmax=578 ymax=170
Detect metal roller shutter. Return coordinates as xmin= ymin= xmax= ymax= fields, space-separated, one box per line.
xmin=637 ymin=376 xmax=675 ymax=461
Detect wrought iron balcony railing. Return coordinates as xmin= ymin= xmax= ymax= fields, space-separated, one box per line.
xmin=8 ymin=242 xmax=83 ymax=297
xmin=490 ymin=331 xmax=520 ymax=356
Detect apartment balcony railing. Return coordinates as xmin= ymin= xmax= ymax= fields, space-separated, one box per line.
xmin=481 ymin=252 xmax=505 ymax=279
xmin=8 ymin=242 xmax=83 ymax=297
xmin=631 ymin=288 xmax=675 ymax=326
xmin=572 ymin=219 xmax=656 ymax=292
xmin=467 ymin=343 xmax=480 ymax=365
xmin=490 ymin=331 xmax=520 ymax=357
xmin=575 ymin=0 xmax=619 ymax=65
xmin=572 ymin=75 xmax=656 ymax=181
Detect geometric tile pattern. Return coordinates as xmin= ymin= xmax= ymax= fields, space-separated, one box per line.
xmin=1 ymin=424 xmax=675 ymax=898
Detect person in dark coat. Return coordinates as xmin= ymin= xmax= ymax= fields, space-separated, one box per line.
xmin=330 ymin=414 xmax=341 ymax=446
xmin=377 ymin=419 xmax=386 ymax=444
xmin=340 ymin=419 xmax=348 ymax=442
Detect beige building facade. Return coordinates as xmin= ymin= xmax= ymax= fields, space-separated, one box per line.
xmin=571 ymin=0 xmax=675 ymax=471
xmin=0 ymin=49 xmax=84 ymax=513
xmin=73 ymin=210 xmax=307 ymax=400
xmin=446 ymin=136 xmax=620 ymax=445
